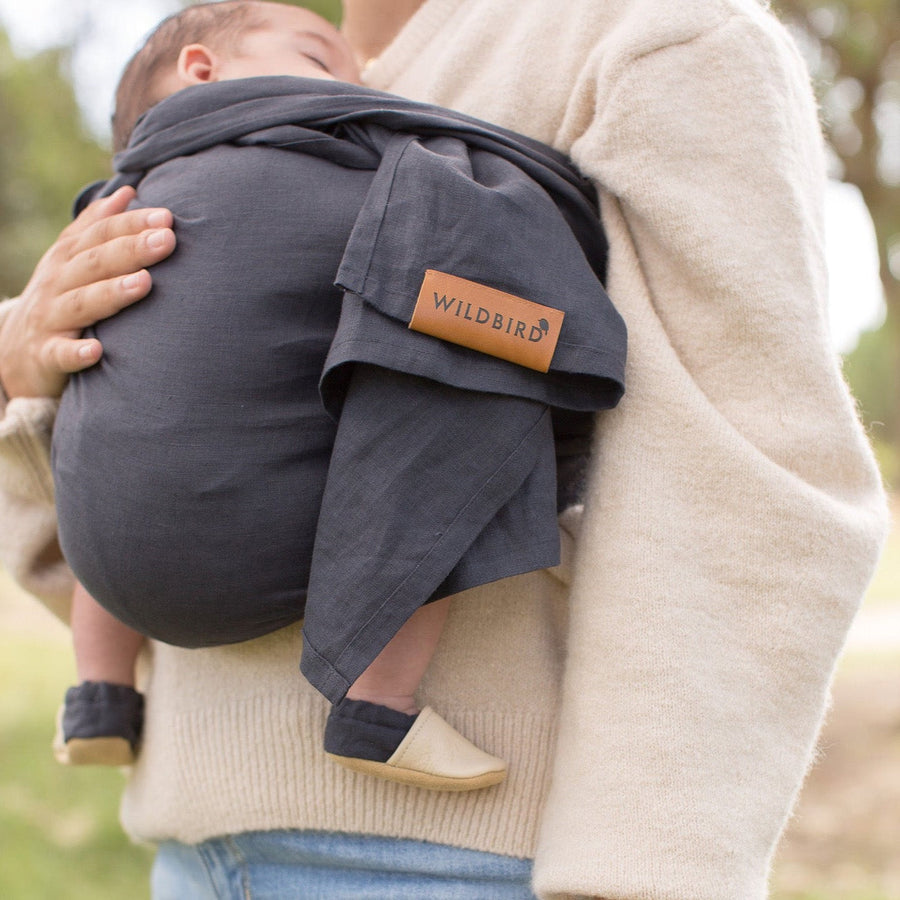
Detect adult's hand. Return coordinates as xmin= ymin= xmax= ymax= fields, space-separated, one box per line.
xmin=0 ymin=186 xmax=176 ymax=399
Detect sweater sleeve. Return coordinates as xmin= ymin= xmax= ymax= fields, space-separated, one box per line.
xmin=0 ymin=298 xmax=73 ymax=621
xmin=533 ymin=11 xmax=889 ymax=900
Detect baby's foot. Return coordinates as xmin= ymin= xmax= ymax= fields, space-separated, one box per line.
xmin=54 ymin=681 xmax=144 ymax=766
xmin=324 ymin=698 xmax=506 ymax=791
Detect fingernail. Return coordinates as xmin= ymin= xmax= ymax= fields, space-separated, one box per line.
xmin=147 ymin=229 xmax=168 ymax=249
xmin=78 ymin=344 xmax=96 ymax=360
xmin=146 ymin=210 xmax=168 ymax=227
xmin=122 ymin=274 xmax=142 ymax=290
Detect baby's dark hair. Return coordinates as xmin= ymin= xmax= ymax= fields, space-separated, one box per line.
xmin=112 ymin=1 xmax=267 ymax=153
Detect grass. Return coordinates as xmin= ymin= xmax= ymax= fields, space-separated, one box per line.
xmin=1 ymin=509 xmax=899 ymax=899
xmin=768 ymin=503 xmax=900 ymax=900
xmin=0 ymin=577 xmax=152 ymax=900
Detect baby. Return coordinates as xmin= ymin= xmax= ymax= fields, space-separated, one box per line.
xmin=53 ymin=1 xmax=625 ymax=791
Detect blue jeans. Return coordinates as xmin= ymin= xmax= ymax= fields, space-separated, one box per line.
xmin=151 ymin=830 xmax=537 ymax=899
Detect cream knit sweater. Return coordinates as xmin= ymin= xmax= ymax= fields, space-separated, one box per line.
xmin=0 ymin=0 xmax=889 ymax=897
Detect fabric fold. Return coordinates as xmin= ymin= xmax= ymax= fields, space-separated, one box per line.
xmin=78 ymin=77 xmax=626 ymax=414
xmin=60 ymin=77 xmax=624 ymax=701
xmin=302 ymin=365 xmax=560 ymax=702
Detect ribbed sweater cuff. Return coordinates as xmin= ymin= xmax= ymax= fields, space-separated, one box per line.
xmin=0 ymin=295 xmax=60 ymax=504
xmin=0 ymin=396 xmax=59 ymax=506
xmin=122 ymin=685 xmax=554 ymax=858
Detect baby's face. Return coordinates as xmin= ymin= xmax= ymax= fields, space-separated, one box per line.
xmin=217 ymin=3 xmax=360 ymax=85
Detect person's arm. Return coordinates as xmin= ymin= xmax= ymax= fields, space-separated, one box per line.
xmin=533 ymin=9 xmax=889 ymax=900
xmin=0 ymin=186 xmax=175 ymax=620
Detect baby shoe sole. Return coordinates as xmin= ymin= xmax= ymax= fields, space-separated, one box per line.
xmin=55 ymin=734 xmax=136 ymax=767
xmin=326 ymin=706 xmax=506 ymax=791
xmin=326 ymin=752 xmax=506 ymax=791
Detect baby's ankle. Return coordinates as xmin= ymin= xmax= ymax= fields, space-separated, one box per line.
xmin=344 ymin=687 xmax=419 ymax=716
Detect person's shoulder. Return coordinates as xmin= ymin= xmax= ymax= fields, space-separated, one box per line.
xmin=597 ymin=0 xmax=785 ymax=55
xmin=554 ymin=0 xmax=811 ymax=157
xmin=554 ymin=0 xmax=799 ymax=83
xmin=448 ymin=0 xmax=782 ymax=72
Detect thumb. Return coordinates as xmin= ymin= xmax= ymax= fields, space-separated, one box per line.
xmin=46 ymin=336 xmax=104 ymax=375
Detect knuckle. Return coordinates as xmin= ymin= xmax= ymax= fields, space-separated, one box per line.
xmin=90 ymin=216 xmax=114 ymax=244
xmin=67 ymin=286 xmax=88 ymax=320
xmin=83 ymin=244 xmax=103 ymax=275
xmin=45 ymin=230 xmax=77 ymax=266
xmin=38 ymin=337 xmax=59 ymax=369
xmin=21 ymin=298 xmax=46 ymax=336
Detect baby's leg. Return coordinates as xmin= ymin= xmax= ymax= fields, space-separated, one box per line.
xmin=345 ymin=595 xmax=451 ymax=715
xmin=71 ymin=581 xmax=144 ymax=686
xmin=55 ymin=582 xmax=145 ymax=766
xmin=325 ymin=596 xmax=506 ymax=790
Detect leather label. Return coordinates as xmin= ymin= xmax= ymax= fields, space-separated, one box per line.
xmin=408 ymin=270 xmax=564 ymax=373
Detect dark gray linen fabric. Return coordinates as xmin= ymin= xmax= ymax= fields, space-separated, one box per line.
xmin=54 ymin=78 xmax=626 ymax=702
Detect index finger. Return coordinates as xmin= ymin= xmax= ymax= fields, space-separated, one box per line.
xmin=55 ymin=226 xmax=177 ymax=312
xmin=66 ymin=200 xmax=174 ymax=259
xmin=75 ymin=185 xmax=138 ymax=223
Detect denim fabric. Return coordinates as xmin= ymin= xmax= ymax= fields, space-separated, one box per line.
xmin=151 ymin=830 xmax=536 ymax=899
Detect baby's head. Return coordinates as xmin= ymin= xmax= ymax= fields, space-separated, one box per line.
xmin=113 ymin=1 xmax=360 ymax=152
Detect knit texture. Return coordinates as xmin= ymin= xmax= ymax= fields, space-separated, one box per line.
xmin=0 ymin=300 xmax=73 ymax=619
xmin=0 ymin=1 xmax=890 ymax=898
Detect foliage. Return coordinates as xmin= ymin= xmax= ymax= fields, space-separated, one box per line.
xmin=200 ymin=0 xmax=342 ymax=21
xmin=0 ymin=30 xmax=109 ymax=300
xmin=0 ymin=631 xmax=152 ymax=900
xmin=771 ymin=0 xmax=900 ymax=448
xmin=0 ymin=1 xmax=341 ymax=303
xmin=286 ymin=0 xmax=342 ymax=22
xmin=843 ymin=324 xmax=900 ymax=485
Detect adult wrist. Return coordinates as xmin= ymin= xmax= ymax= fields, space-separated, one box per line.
xmin=0 ymin=295 xmax=41 ymax=402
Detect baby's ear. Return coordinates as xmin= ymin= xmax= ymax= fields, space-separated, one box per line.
xmin=176 ymin=44 xmax=219 ymax=85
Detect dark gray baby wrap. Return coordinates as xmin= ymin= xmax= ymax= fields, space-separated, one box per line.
xmin=53 ymin=77 xmax=626 ymax=703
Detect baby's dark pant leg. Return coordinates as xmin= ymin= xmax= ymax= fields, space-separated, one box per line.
xmin=300 ymin=364 xmax=559 ymax=703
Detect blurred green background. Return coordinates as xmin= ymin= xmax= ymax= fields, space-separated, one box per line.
xmin=1 ymin=1 xmax=899 ymax=898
